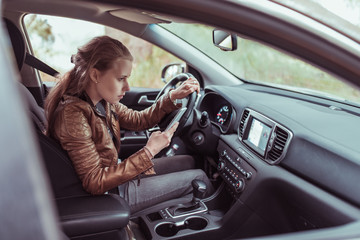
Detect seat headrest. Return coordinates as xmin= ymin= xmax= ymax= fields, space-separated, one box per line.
xmin=3 ymin=18 xmax=26 ymax=71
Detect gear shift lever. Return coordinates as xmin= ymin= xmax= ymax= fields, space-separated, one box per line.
xmin=166 ymin=179 xmax=208 ymax=217
xmin=191 ymin=179 xmax=207 ymax=204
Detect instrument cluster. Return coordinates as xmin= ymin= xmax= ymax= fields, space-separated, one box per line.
xmin=199 ymin=92 xmax=235 ymax=133
xmin=216 ymin=105 xmax=231 ymax=126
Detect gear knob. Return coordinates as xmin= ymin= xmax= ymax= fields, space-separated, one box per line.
xmin=192 ymin=179 xmax=207 ymax=201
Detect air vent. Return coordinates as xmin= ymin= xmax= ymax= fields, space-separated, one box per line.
xmin=238 ymin=110 xmax=250 ymax=138
xmin=267 ymin=127 xmax=289 ymax=162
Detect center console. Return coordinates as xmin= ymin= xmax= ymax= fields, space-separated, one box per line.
xmin=135 ymin=140 xmax=258 ymax=240
xmin=137 ymin=179 xmax=223 ymax=240
xmin=217 ymin=140 xmax=256 ymax=198
xmin=140 ymin=213 xmax=214 ymax=239
xmin=135 ymin=108 xmax=272 ymax=239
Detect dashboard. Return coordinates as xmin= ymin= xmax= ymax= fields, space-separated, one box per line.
xmin=198 ymin=83 xmax=360 ymax=208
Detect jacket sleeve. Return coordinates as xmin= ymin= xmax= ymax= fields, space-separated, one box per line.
xmin=54 ymin=104 xmax=154 ymax=195
xmin=114 ymin=92 xmax=178 ymax=131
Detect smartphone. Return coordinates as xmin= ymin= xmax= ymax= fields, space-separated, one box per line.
xmin=165 ymin=107 xmax=187 ymax=131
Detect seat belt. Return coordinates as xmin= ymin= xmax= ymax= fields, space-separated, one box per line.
xmin=24 ymin=52 xmax=59 ymax=77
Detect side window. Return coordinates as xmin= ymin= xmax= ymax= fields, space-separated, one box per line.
xmin=23 ymin=14 xmax=184 ymax=88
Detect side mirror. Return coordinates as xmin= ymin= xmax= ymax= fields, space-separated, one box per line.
xmin=212 ymin=29 xmax=237 ymax=51
xmin=161 ymin=63 xmax=186 ymax=84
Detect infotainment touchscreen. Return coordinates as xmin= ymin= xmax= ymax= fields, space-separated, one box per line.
xmin=246 ymin=118 xmax=272 ymax=156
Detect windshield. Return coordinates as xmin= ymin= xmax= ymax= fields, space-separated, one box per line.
xmin=160 ymin=22 xmax=360 ymax=105
xmin=274 ymin=0 xmax=360 ymax=43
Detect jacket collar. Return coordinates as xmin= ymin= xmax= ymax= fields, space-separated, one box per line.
xmin=63 ymin=93 xmax=117 ymax=121
xmin=79 ymin=92 xmax=108 ymax=118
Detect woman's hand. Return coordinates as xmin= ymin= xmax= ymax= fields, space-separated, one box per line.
xmin=145 ymin=122 xmax=179 ymax=157
xmin=169 ymin=77 xmax=200 ymax=102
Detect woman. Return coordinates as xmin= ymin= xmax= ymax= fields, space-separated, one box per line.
xmin=45 ymin=36 xmax=213 ymax=212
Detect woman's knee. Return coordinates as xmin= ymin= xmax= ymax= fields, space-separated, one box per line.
xmin=187 ymin=169 xmax=208 ymax=179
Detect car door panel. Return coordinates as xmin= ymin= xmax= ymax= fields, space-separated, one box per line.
xmin=119 ymin=87 xmax=161 ymax=159
xmin=120 ymin=87 xmax=160 ymax=110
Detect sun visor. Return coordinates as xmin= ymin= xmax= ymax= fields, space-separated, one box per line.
xmin=109 ymin=9 xmax=172 ymax=24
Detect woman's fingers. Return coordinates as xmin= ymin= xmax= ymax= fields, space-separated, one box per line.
xmin=184 ymin=78 xmax=200 ymax=93
xmin=171 ymin=77 xmax=200 ymax=100
xmin=166 ymin=121 xmax=179 ymax=135
xmin=146 ymin=123 xmax=179 ymax=155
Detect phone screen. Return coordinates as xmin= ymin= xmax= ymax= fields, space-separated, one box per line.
xmin=165 ymin=107 xmax=187 ymax=131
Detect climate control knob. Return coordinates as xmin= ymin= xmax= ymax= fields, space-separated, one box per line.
xmin=235 ymin=179 xmax=245 ymax=192
xmin=217 ymin=161 xmax=226 ymax=172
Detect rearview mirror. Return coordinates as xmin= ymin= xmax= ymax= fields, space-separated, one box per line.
xmin=161 ymin=63 xmax=186 ymax=84
xmin=212 ymin=29 xmax=237 ymax=51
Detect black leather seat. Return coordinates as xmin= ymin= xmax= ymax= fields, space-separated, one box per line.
xmin=16 ymin=82 xmax=89 ymax=197
xmin=5 ymin=17 xmax=131 ymax=240
xmin=37 ymin=131 xmax=90 ymax=197
xmin=4 ymin=17 xmax=86 ymax=197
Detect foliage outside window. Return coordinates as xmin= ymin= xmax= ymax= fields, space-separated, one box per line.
xmin=161 ymin=23 xmax=360 ymax=105
xmin=24 ymin=14 xmax=183 ymax=88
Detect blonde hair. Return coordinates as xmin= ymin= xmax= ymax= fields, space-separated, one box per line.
xmin=45 ymin=36 xmax=133 ymax=135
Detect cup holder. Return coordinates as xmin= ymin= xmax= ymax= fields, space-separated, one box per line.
xmin=186 ymin=217 xmax=208 ymax=230
xmin=155 ymin=217 xmax=208 ymax=237
xmin=155 ymin=222 xmax=178 ymax=238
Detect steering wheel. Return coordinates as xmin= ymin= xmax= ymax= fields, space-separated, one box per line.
xmin=155 ymin=73 xmax=198 ymax=134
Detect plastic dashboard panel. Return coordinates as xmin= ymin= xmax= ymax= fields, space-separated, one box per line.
xmin=218 ymin=134 xmax=360 ymax=233
xmin=203 ymin=84 xmax=360 ymax=208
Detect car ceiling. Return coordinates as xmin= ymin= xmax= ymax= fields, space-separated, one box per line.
xmin=3 ymin=0 xmax=191 ymax=30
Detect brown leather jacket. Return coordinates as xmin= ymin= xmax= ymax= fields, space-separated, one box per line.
xmin=50 ymin=92 xmax=177 ymax=195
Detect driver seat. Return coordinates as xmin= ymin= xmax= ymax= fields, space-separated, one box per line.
xmin=5 ymin=17 xmax=131 ymax=240
xmin=4 ymin=17 xmax=86 ymax=197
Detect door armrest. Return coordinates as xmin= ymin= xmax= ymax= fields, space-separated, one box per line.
xmin=56 ymin=194 xmax=130 ymax=237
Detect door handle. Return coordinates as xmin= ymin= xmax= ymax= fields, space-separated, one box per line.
xmin=138 ymin=95 xmax=155 ymax=105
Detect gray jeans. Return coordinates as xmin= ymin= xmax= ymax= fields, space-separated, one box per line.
xmin=121 ymin=155 xmax=213 ymax=213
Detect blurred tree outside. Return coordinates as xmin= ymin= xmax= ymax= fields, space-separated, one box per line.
xmin=105 ymin=27 xmax=183 ymax=88
xmin=162 ymin=21 xmax=360 ymax=104
xmin=24 ymin=15 xmax=58 ymax=83
xmin=24 ymin=14 xmax=183 ymax=89
xmin=25 ymin=14 xmax=55 ymax=54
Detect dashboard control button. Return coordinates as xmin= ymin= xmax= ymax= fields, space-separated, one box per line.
xmin=217 ymin=161 xmax=226 ymax=172
xmin=246 ymin=172 xmax=252 ymax=180
xmin=192 ymin=132 xmax=204 ymax=145
xmin=235 ymin=179 xmax=245 ymax=192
